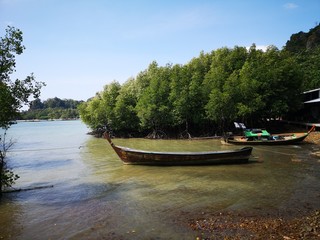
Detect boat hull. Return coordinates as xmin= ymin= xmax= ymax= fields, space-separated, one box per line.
xmin=226 ymin=127 xmax=314 ymax=145
xmin=226 ymin=134 xmax=309 ymax=145
xmin=112 ymin=145 xmax=253 ymax=165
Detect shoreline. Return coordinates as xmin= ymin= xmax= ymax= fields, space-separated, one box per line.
xmin=304 ymin=131 xmax=320 ymax=144
xmin=16 ymin=118 xmax=80 ymax=122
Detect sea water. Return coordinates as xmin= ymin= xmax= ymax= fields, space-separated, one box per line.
xmin=0 ymin=120 xmax=319 ymax=239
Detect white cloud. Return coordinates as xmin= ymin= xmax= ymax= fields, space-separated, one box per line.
xmin=256 ymin=45 xmax=269 ymax=52
xmin=246 ymin=45 xmax=269 ymax=52
xmin=284 ymin=3 xmax=298 ymax=9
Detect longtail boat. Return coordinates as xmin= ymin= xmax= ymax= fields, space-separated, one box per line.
xmin=104 ymin=133 xmax=252 ymax=166
xmin=225 ymin=125 xmax=316 ymax=145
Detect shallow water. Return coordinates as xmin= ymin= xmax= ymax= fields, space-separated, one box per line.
xmin=0 ymin=121 xmax=320 ymax=239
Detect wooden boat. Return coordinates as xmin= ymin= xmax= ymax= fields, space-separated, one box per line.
xmin=225 ymin=125 xmax=316 ymax=145
xmin=104 ymin=133 xmax=253 ymax=166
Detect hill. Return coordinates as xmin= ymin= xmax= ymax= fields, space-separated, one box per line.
xmin=285 ymin=24 xmax=320 ymax=53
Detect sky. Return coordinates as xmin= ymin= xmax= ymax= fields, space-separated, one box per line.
xmin=1 ymin=0 xmax=319 ymax=102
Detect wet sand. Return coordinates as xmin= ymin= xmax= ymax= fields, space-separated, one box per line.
xmin=188 ymin=210 xmax=320 ymax=239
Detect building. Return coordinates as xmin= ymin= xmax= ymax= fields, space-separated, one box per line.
xmin=302 ymin=88 xmax=320 ymax=122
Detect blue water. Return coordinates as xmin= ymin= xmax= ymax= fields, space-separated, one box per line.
xmin=0 ymin=120 xmax=320 ymax=239
xmin=3 ymin=121 xmax=89 ymax=189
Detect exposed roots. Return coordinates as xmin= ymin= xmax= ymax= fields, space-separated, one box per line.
xmin=146 ymin=130 xmax=167 ymax=139
xmin=179 ymin=130 xmax=192 ymax=139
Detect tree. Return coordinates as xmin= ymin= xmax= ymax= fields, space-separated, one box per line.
xmin=260 ymin=47 xmax=303 ymax=118
xmin=297 ymin=47 xmax=320 ymax=91
xmin=29 ymin=98 xmax=44 ymax=110
xmin=169 ymin=52 xmax=212 ymax=138
xmin=101 ymin=81 xmax=121 ymax=130
xmin=204 ymin=47 xmax=248 ymax=132
xmin=235 ymin=45 xmax=266 ymax=123
xmin=0 ymin=26 xmax=45 ymax=195
xmin=78 ymin=81 xmax=121 ymax=135
xmin=113 ymin=78 xmax=140 ymax=133
xmin=203 ymin=48 xmax=231 ymax=96
xmin=1 ymin=26 xmax=45 ymax=128
xmin=169 ymin=64 xmax=191 ymax=132
xmin=78 ymin=95 xmax=108 ymax=132
xmin=135 ymin=62 xmax=173 ymax=138
xmin=0 ymin=131 xmax=19 ymax=195
xmin=187 ymin=52 xmax=212 ymax=130
xmin=205 ymin=72 xmax=241 ymax=133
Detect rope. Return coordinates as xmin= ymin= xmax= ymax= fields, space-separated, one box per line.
xmin=253 ymin=146 xmax=297 ymax=156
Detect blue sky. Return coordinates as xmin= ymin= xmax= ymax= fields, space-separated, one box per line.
xmin=1 ymin=0 xmax=319 ymax=101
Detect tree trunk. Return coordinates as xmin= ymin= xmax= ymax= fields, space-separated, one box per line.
xmin=0 ymin=156 xmax=3 ymax=197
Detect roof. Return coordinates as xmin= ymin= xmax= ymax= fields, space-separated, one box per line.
xmin=304 ymin=98 xmax=320 ymax=104
xmin=303 ymin=88 xmax=320 ymax=94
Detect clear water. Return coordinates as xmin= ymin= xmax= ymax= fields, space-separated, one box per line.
xmin=0 ymin=120 xmax=320 ymax=239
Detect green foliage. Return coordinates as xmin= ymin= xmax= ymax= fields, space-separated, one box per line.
xmin=235 ymin=46 xmax=266 ymax=119
xmin=20 ymin=97 xmax=83 ymax=120
xmin=0 ymin=167 xmax=20 ymax=192
xmin=1 ymin=26 xmax=45 ymax=129
xmin=204 ymin=47 xmax=248 ymax=127
xmin=0 ymin=81 xmax=19 ymax=127
xmin=101 ymin=81 xmax=121 ymax=129
xmin=0 ymin=26 xmax=25 ymax=81
xmin=296 ymin=47 xmax=320 ymax=91
xmin=0 ymin=131 xmax=19 ymax=193
xmin=113 ymin=79 xmax=140 ymax=132
xmin=169 ymin=64 xmax=191 ymax=127
xmin=135 ymin=62 xmax=173 ymax=132
xmin=78 ymin=81 xmax=121 ymax=132
xmin=79 ymin=27 xmax=319 ymax=137
xmin=78 ymin=96 xmax=107 ymax=130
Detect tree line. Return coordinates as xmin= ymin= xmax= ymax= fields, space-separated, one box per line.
xmin=79 ymin=39 xmax=320 ymax=138
xmin=20 ymin=97 xmax=83 ymax=120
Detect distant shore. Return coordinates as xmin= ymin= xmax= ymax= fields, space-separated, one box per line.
xmin=16 ymin=118 xmax=80 ymax=122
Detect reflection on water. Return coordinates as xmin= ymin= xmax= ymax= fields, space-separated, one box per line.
xmin=1 ymin=121 xmax=320 ymax=239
